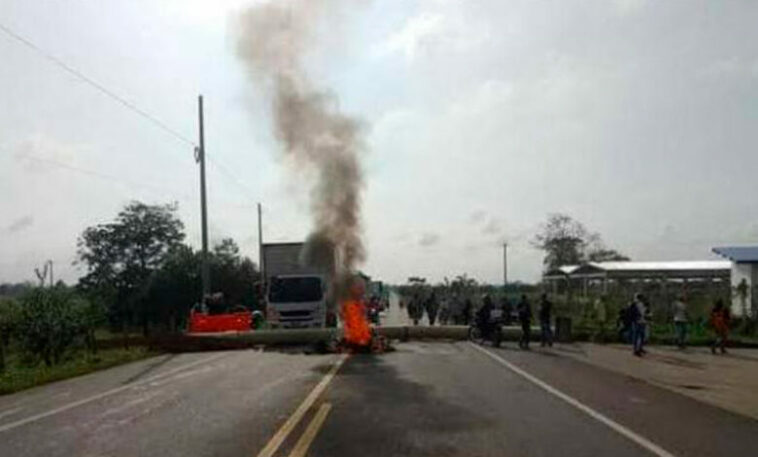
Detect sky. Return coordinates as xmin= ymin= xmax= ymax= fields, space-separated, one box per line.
xmin=1 ymin=0 xmax=758 ymax=286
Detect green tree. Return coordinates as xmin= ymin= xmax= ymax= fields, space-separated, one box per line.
xmin=145 ymin=240 xmax=260 ymax=331
xmin=210 ymin=239 xmax=258 ymax=309
xmin=77 ymin=201 xmax=185 ymax=335
xmin=586 ymin=247 xmax=630 ymax=262
xmin=75 ymin=299 xmax=107 ymax=354
xmin=532 ymin=213 xmax=629 ymax=270
xmin=15 ymin=287 xmax=89 ymax=366
xmin=147 ymin=244 xmax=200 ymax=331
xmin=532 ymin=214 xmax=590 ymax=270
xmin=0 ymin=298 xmax=20 ymax=372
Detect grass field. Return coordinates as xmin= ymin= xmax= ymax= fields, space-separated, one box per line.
xmin=0 ymin=347 xmax=157 ymax=395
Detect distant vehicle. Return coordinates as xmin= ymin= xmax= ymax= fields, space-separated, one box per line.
xmin=263 ymin=242 xmax=337 ymax=329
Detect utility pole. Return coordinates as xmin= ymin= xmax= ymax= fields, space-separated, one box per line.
xmin=257 ymin=203 xmax=265 ymax=281
xmin=502 ymin=243 xmax=508 ymax=287
xmin=196 ymin=95 xmax=210 ymax=299
xmin=48 ymin=260 xmax=53 ymax=287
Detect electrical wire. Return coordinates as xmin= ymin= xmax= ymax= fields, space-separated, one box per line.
xmin=16 ymin=153 xmax=256 ymax=210
xmin=17 ymin=153 xmax=196 ymax=200
xmin=0 ymin=21 xmax=195 ymax=147
xmin=0 ymin=20 xmax=258 ymax=202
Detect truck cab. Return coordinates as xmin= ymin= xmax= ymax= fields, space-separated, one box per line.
xmin=266 ymin=274 xmax=329 ymax=328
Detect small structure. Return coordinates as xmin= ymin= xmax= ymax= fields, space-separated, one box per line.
xmin=544 ymin=260 xmax=730 ymax=296
xmin=712 ymin=246 xmax=758 ymax=317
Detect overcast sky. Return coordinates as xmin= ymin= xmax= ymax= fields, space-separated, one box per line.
xmin=1 ymin=0 xmax=757 ymax=285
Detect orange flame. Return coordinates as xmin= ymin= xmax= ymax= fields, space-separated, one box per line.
xmin=342 ymin=299 xmax=371 ymax=346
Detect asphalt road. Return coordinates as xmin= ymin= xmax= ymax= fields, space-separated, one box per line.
xmin=1 ymin=342 xmax=757 ymax=457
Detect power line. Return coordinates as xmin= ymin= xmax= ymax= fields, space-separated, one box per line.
xmin=15 ymin=153 xmax=256 ymax=210
xmin=207 ymin=156 xmax=257 ymax=196
xmin=0 ymin=22 xmax=195 ymax=147
xmin=17 ymin=153 xmax=195 ymax=200
xmin=0 ymin=21 xmax=258 ymax=202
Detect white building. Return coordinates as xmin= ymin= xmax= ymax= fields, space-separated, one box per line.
xmin=712 ymin=246 xmax=758 ymax=317
xmin=544 ymin=260 xmax=730 ymax=296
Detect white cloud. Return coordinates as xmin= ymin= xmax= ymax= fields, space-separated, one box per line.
xmin=375 ymin=7 xmax=490 ymax=62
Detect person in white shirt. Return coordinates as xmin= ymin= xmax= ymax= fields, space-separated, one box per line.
xmin=672 ymin=295 xmax=688 ymax=349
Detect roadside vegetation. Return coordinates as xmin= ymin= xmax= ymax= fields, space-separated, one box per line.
xmin=0 ymin=201 xmax=262 ymax=394
xmin=0 ymin=346 xmax=153 ymax=395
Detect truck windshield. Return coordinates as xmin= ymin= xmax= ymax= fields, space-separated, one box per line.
xmin=269 ymin=277 xmax=323 ymax=303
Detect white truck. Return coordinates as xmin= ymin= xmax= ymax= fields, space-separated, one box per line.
xmin=262 ymin=242 xmax=337 ymax=329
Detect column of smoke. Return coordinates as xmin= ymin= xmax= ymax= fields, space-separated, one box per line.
xmin=236 ymin=0 xmax=365 ymax=298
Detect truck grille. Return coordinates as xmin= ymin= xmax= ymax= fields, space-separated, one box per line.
xmin=279 ymin=310 xmax=312 ymax=318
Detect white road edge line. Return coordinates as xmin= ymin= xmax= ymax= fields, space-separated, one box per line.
xmin=0 ymin=352 xmax=228 ymax=433
xmin=256 ymin=354 xmax=348 ymax=457
xmin=469 ymin=343 xmax=677 ymax=457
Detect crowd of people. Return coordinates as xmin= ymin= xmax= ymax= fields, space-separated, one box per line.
xmin=616 ymin=293 xmax=732 ymax=356
xmin=403 ymin=291 xmax=557 ymax=350
xmin=403 ymin=288 xmax=737 ymax=355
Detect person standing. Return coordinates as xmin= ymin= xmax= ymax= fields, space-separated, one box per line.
xmin=710 ymin=299 xmax=731 ymax=354
xmin=439 ymin=296 xmax=450 ymax=325
xmin=517 ymin=294 xmax=532 ymax=349
xmin=538 ymin=293 xmax=553 ymax=347
xmin=462 ymin=298 xmax=473 ymax=326
xmin=617 ymin=305 xmax=632 ymax=343
xmin=426 ymin=291 xmax=439 ymax=326
xmin=672 ymin=295 xmax=688 ymax=349
xmin=500 ymin=295 xmax=513 ymax=326
xmin=408 ymin=297 xmax=421 ymax=326
xmin=629 ymin=294 xmax=648 ymax=356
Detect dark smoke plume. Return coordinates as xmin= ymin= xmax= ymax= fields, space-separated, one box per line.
xmin=236 ymin=0 xmax=365 ymax=289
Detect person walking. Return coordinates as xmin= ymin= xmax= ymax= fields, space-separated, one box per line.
xmin=617 ymin=305 xmax=632 ymax=343
xmin=517 ymin=294 xmax=532 ymax=349
xmin=439 ymin=296 xmax=450 ymax=325
xmin=672 ymin=295 xmax=688 ymax=349
xmin=426 ymin=291 xmax=439 ymax=326
xmin=538 ymin=293 xmax=553 ymax=347
xmin=710 ymin=299 xmax=731 ymax=354
xmin=629 ymin=293 xmax=648 ymax=356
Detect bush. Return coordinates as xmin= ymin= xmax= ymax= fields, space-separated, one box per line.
xmin=0 ymin=298 xmax=20 ymax=348
xmin=15 ymin=287 xmax=102 ymax=366
xmin=0 ymin=298 xmax=21 ymax=372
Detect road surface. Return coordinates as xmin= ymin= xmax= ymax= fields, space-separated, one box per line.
xmin=1 ymin=341 xmax=757 ymax=457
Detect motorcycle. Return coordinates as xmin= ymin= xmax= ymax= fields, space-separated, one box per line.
xmin=468 ymin=308 xmax=504 ymax=347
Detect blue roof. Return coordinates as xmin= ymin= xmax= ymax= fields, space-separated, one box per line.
xmin=712 ymin=246 xmax=758 ymax=262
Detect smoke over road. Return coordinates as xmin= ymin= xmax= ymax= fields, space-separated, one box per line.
xmin=236 ymin=0 xmax=365 ymax=289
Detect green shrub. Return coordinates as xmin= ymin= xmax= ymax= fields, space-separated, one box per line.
xmin=15 ymin=287 xmax=101 ymax=366
xmin=0 ymin=298 xmax=21 ymax=372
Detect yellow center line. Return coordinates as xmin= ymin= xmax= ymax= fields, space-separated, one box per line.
xmin=287 ymin=403 xmax=332 ymax=457
xmin=255 ymin=354 xmax=347 ymax=457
